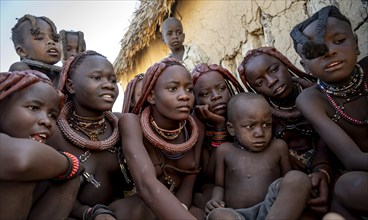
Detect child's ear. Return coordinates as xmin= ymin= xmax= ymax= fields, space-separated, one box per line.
xmin=147 ymin=90 xmax=155 ymax=104
xmin=15 ymin=45 xmax=27 ymax=58
xmin=226 ymin=121 xmax=235 ymax=136
xmin=354 ymin=34 xmax=361 ymax=55
xmin=299 ymin=60 xmax=312 ymax=75
xmin=65 ymin=79 xmax=75 ymax=95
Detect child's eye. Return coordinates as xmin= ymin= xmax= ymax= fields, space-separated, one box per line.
xmin=168 ymin=87 xmax=177 ymax=92
xmin=187 ymin=87 xmax=194 ymax=93
xmin=270 ymin=65 xmax=279 ymax=73
xmin=93 ymin=76 xmax=101 ymax=80
xmin=27 ymin=105 xmax=39 ymax=112
xmin=35 ymin=37 xmax=43 ymax=40
xmin=263 ymin=123 xmax=271 ymax=128
xmin=334 ymin=38 xmax=346 ymax=44
xmin=110 ymin=78 xmax=117 ymax=83
xmin=255 ymin=80 xmax=263 ymax=87
xmin=48 ymin=112 xmax=58 ymax=120
xmin=199 ymin=91 xmax=209 ymax=97
xmin=244 ymin=124 xmax=253 ymax=129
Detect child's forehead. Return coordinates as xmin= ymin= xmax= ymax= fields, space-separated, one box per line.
xmin=302 ymin=17 xmax=352 ymax=39
xmin=162 ymin=20 xmax=183 ymax=31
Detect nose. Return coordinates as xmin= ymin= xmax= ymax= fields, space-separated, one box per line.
xmin=323 ymin=44 xmax=336 ymax=58
xmin=265 ymin=74 xmax=277 ymax=88
xmin=253 ymin=126 xmax=265 ymax=138
xmin=178 ymin=88 xmax=191 ymax=101
xmin=210 ymin=90 xmax=222 ymax=101
xmin=47 ymin=37 xmax=56 ymax=45
xmin=38 ymin=112 xmax=52 ymax=129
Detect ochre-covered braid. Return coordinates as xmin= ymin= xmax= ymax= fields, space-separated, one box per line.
xmin=238 ymin=46 xmax=315 ymax=92
xmin=122 ymin=73 xmax=144 ymax=113
xmin=0 ymin=70 xmax=63 ymax=107
xmin=132 ymin=58 xmax=185 ymax=114
xmin=191 ymin=63 xmax=245 ymax=96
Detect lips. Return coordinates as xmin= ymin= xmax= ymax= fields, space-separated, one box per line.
xmin=177 ymin=105 xmax=191 ymax=112
xmin=212 ymin=103 xmax=227 ymax=111
xmin=30 ymin=133 xmax=48 ymax=143
xmin=324 ymin=61 xmax=344 ymax=72
xmin=47 ymin=48 xmax=59 ymax=56
xmin=273 ymin=84 xmax=286 ymax=96
xmin=101 ymin=93 xmax=115 ymax=102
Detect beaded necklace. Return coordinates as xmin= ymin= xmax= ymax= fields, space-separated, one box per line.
xmin=150 ymin=116 xmax=186 ymax=140
xmin=318 ymin=65 xmax=368 ymax=125
xmin=58 ymin=101 xmax=119 ymax=150
xmin=140 ymin=106 xmax=199 ymax=154
xmin=70 ymin=111 xmax=106 ymax=141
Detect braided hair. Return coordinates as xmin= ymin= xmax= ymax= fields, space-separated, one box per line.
xmin=290 ymin=5 xmax=351 ymax=60
xmin=59 ymin=30 xmax=87 ymax=61
xmin=132 ymin=58 xmax=186 ymax=114
xmin=58 ymin=50 xmax=105 ymax=101
xmin=11 ymin=14 xmax=59 ymax=47
xmin=238 ymin=46 xmax=315 ymax=92
xmin=191 ymin=63 xmax=245 ymax=97
xmin=122 ymin=73 xmax=144 ymax=113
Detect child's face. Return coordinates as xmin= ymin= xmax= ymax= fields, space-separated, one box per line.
xmin=131 ymin=79 xmax=143 ymax=107
xmin=65 ymin=33 xmax=81 ymax=60
xmin=149 ymin=65 xmax=194 ymax=122
xmin=0 ymin=82 xmax=59 ymax=143
xmin=194 ymin=71 xmax=231 ymax=116
xmin=245 ymin=54 xmax=293 ymax=99
xmin=68 ymin=55 xmax=118 ymax=112
xmin=17 ymin=19 xmax=61 ymax=65
xmin=162 ymin=20 xmax=185 ymax=51
xmin=298 ymin=17 xmax=358 ymax=83
xmin=228 ymin=98 xmax=272 ymax=152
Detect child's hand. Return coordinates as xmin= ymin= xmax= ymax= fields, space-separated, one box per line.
xmin=195 ymin=104 xmax=226 ymax=127
xmin=307 ymin=172 xmax=329 ymax=214
xmin=205 ymin=199 xmax=225 ymax=215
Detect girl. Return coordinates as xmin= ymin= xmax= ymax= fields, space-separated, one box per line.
xmin=0 ymin=70 xmax=81 ymax=219
xmin=119 ymin=58 xmax=205 ymax=219
xmin=290 ymin=5 xmax=368 ymax=218
xmin=122 ymin=73 xmax=144 ymax=113
xmin=59 ymin=30 xmax=86 ymax=63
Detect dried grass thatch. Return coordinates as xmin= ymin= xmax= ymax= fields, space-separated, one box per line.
xmin=113 ymin=0 xmax=176 ymax=82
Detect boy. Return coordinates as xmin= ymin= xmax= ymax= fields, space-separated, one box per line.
xmin=290 ymin=5 xmax=368 ymax=218
xmin=161 ymin=17 xmax=210 ymax=72
xmin=206 ymin=93 xmax=312 ymax=220
xmin=9 ymin=14 xmax=62 ymax=86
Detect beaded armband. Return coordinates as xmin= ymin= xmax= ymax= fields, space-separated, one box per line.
xmin=55 ymin=152 xmax=80 ymax=180
xmin=211 ymin=128 xmax=228 ymax=148
xmin=83 ymin=204 xmax=116 ymax=220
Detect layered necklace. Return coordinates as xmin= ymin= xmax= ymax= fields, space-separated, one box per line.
xmin=58 ymin=101 xmax=119 ymax=150
xmin=140 ymin=106 xmax=199 ymax=155
xmin=318 ymin=65 xmax=368 ymax=125
xmin=22 ymin=58 xmax=61 ymax=74
xmin=150 ymin=116 xmax=186 ymax=140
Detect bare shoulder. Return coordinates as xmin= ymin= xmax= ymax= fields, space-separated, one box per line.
xmin=216 ymin=142 xmax=235 ymax=155
xmin=296 ymin=85 xmax=327 ymax=115
xmin=8 ymin=62 xmax=30 ymax=71
xmin=269 ymin=138 xmax=288 ymax=152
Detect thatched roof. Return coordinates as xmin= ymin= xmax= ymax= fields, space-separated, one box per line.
xmin=113 ymin=0 xmax=176 ymax=82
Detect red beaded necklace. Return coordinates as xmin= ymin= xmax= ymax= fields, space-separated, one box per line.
xmin=318 ymin=65 xmax=368 ymax=125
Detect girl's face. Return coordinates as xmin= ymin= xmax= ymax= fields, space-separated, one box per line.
xmin=194 ymin=71 xmax=231 ymax=116
xmin=0 ymin=82 xmax=59 ymax=143
xmin=67 ymin=55 xmax=118 ymax=115
xmin=227 ymin=98 xmax=272 ymax=152
xmin=17 ymin=19 xmax=61 ymax=65
xmin=245 ymin=53 xmax=293 ymax=99
xmin=65 ymin=33 xmax=80 ymax=60
xmin=298 ymin=17 xmax=358 ymax=83
xmin=149 ymin=65 xmax=194 ymax=125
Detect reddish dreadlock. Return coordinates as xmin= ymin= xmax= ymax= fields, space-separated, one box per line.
xmin=237 ymin=46 xmax=315 ymax=92
xmin=191 ymin=63 xmax=244 ymax=96
xmin=0 ymin=70 xmax=64 ymax=108
xmin=122 ymin=73 xmax=144 ymax=113
xmin=132 ymin=58 xmax=185 ymax=114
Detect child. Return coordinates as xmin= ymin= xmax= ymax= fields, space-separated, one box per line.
xmin=238 ymin=46 xmax=331 ymax=217
xmin=0 ymin=70 xmax=81 ymax=219
xmin=290 ymin=5 xmax=368 ymax=219
xmin=120 ymin=58 xmax=205 ymax=219
xmin=48 ymin=51 xmax=144 ymax=219
xmin=206 ymin=93 xmax=312 ymax=220
xmin=161 ymin=17 xmax=210 ymax=72
xmin=191 ymin=63 xmax=244 ymax=211
xmin=59 ymin=30 xmax=86 ymax=63
xmin=9 ymin=14 xmax=62 ymax=86
xmin=122 ymin=73 xmax=144 ymax=113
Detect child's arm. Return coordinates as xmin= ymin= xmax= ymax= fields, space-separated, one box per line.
xmin=0 ymin=133 xmax=71 ymax=181
xmin=275 ymin=139 xmax=292 ymax=175
xmin=205 ymin=145 xmax=227 ymax=214
xmin=296 ymin=89 xmax=368 ymax=171
xmin=119 ymin=114 xmax=195 ymax=220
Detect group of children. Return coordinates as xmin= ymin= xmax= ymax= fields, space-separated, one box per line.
xmin=0 ymin=5 xmax=367 ymax=220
